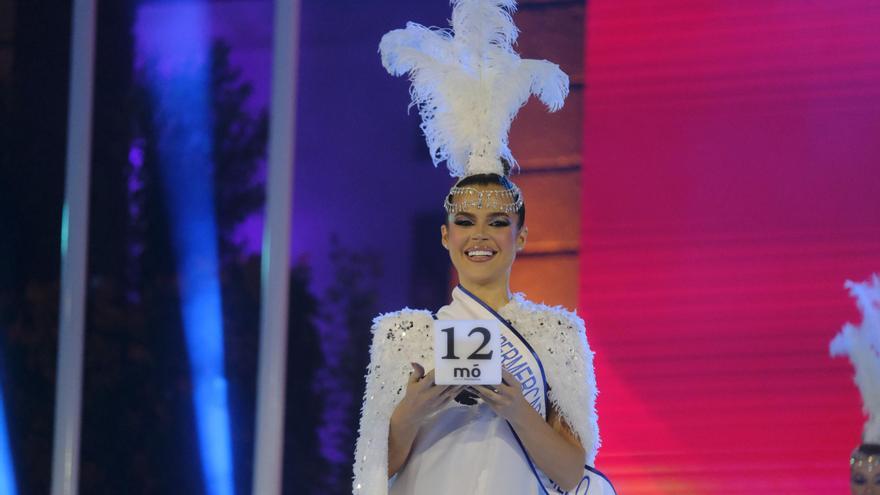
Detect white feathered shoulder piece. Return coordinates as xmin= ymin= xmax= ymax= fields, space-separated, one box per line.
xmin=352 ymin=309 xmax=434 ymax=494
xmin=500 ymin=293 xmax=601 ymax=464
xmin=830 ymin=274 xmax=880 ymax=443
xmin=351 ymin=296 xmax=601 ymax=494
xmin=379 ymin=0 xmax=569 ymax=178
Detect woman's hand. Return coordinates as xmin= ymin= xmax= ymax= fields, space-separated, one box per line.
xmin=388 ymin=363 xmax=463 ymax=477
xmin=474 ymin=369 xmax=586 ymax=491
xmin=392 ymin=363 xmax=464 ymax=427
xmin=471 ymin=368 xmax=535 ymax=424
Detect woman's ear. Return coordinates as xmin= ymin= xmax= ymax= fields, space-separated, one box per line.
xmin=440 ymin=224 xmax=449 ymax=250
xmin=516 ymin=226 xmax=528 ymax=251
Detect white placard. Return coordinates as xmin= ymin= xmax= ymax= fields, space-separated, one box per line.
xmin=434 ymin=320 xmax=502 ymax=385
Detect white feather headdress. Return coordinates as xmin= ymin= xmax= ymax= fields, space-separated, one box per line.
xmin=830 ymin=274 xmax=880 ymax=443
xmin=379 ymin=0 xmax=569 ymax=178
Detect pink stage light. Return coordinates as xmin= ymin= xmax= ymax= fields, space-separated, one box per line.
xmin=581 ymin=1 xmax=880 ymax=493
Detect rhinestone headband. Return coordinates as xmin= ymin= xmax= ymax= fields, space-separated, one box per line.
xmin=852 ymin=446 xmax=880 ymax=471
xmin=443 ymin=184 xmax=524 ymax=215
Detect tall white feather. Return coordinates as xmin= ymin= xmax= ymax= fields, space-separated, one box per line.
xmin=379 ymin=0 xmax=569 ymax=178
xmin=830 ymin=274 xmax=880 ymax=443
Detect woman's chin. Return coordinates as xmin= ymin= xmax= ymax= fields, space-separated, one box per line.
xmin=453 ymin=257 xmax=513 ymax=284
xmin=457 ymin=270 xmax=507 ymax=287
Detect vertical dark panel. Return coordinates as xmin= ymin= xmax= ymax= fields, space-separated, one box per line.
xmin=410 ymin=211 xmax=450 ymax=310
xmin=2 ymin=2 xmax=72 ymax=494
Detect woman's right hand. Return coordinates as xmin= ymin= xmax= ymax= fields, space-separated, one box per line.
xmin=391 ymin=362 xmax=463 ymax=429
xmin=388 ymin=363 xmax=464 ymax=477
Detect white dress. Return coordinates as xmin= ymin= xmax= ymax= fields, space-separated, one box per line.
xmin=352 ymin=286 xmax=613 ymax=495
xmin=389 ymin=286 xmax=544 ymax=494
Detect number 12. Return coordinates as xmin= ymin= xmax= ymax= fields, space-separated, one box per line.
xmin=440 ymin=327 xmax=493 ymax=360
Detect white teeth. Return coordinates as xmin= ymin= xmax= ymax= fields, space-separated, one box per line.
xmin=467 ymin=250 xmax=494 ymax=257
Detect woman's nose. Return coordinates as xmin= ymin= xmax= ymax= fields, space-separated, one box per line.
xmin=471 ymin=229 xmax=489 ymax=240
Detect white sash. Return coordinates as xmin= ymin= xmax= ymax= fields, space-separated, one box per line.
xmin=389 ymin=286 xmax=616 ymax=495
xmin=452 ymin=286 xmax=617 ymax=495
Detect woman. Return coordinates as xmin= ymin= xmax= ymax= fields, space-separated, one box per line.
xmin=831 ymin=275 xmax=880 ymax=495
xmin=852 ymin=444 xmax=880 ymax=495
xmin=354 ymin=2 xmax=613 ymax=492
xmin=352 ymin=175 xmax=612 ymax=495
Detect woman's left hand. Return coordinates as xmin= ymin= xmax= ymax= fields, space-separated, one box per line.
xmin=470 ymin=368 xmax=535 ymax=425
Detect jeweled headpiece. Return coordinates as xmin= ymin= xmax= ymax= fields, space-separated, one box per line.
xmin=831 ymin=274 xmax=880 ymax=444
xmin=852 ymin=444 xmax=880 ymax=471
xmin=379 ymin=0 xmax=569 ymax=213
xmin=443 ymin=185 xmax=523 ymax=215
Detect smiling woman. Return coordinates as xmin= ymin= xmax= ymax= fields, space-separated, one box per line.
xmin=441 ymin=177 xmax=528 ymax=305
xmin=352 ymin=168 xmax=614 ymax=494
xmin=350 ymin=1 xmax=614 ymax=492
xmin=851 ymin=444 xmax=880 ymax=495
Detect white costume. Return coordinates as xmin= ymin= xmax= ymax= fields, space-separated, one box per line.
xmin=352 ymin=286 xmax=615 ymax=494
xmin=363 ymin=2 xmax=614 ymax=492
xmin=831 ymin=274 xmax=880 ymax=442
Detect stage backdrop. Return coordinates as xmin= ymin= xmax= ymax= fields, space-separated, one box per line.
xmin=580 ymin=1 xmax=880 ymax=493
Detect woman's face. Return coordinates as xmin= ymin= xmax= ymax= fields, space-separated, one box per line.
xmin=440 ymin=184 xmax=527 ymax=287
xmin=852 ymin=455 xmax=880 ymax=495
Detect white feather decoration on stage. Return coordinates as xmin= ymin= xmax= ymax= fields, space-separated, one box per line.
xmin=830 ymin=274 xmax=880 ymax=443
xmin=379 ymin=0 xmax=569 ymax=178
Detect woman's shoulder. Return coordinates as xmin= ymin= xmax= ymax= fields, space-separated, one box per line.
xmin=368 ymin=308 xmax=434 ymax=362
xmin=371 ymin=307 xmax=434 ymax=329
xmin=370 ymin=307 xmax=435 ymax=344
xmin=506 ymin=293 xmax=586 ymax=334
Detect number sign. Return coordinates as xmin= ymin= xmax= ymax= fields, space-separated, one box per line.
xmin=434 ymin=320 xmax=501 ymax=385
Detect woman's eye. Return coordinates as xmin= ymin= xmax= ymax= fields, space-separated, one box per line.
xmin=490 ymin=220 xmax=510 ymax=227
xmin=853 ymin=475 xmax=867 ymax=485
xmin=454 ymin=219 xmax=474 ymax=226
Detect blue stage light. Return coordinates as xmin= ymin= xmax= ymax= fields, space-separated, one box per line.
xmin=0 ymin=383 xmax=17 ymax=495
xmin=136 ymin=4 xmax=234 ymax=495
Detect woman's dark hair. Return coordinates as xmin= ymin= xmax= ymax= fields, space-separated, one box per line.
xmin=446 ymin=172 xmax=526 ymax=230
xmin=857 ymin=444 xmax=880 ymax=456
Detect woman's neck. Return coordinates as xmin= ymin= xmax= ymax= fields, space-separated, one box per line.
xmin=459 ymin=279 xmax=512 ymax=311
